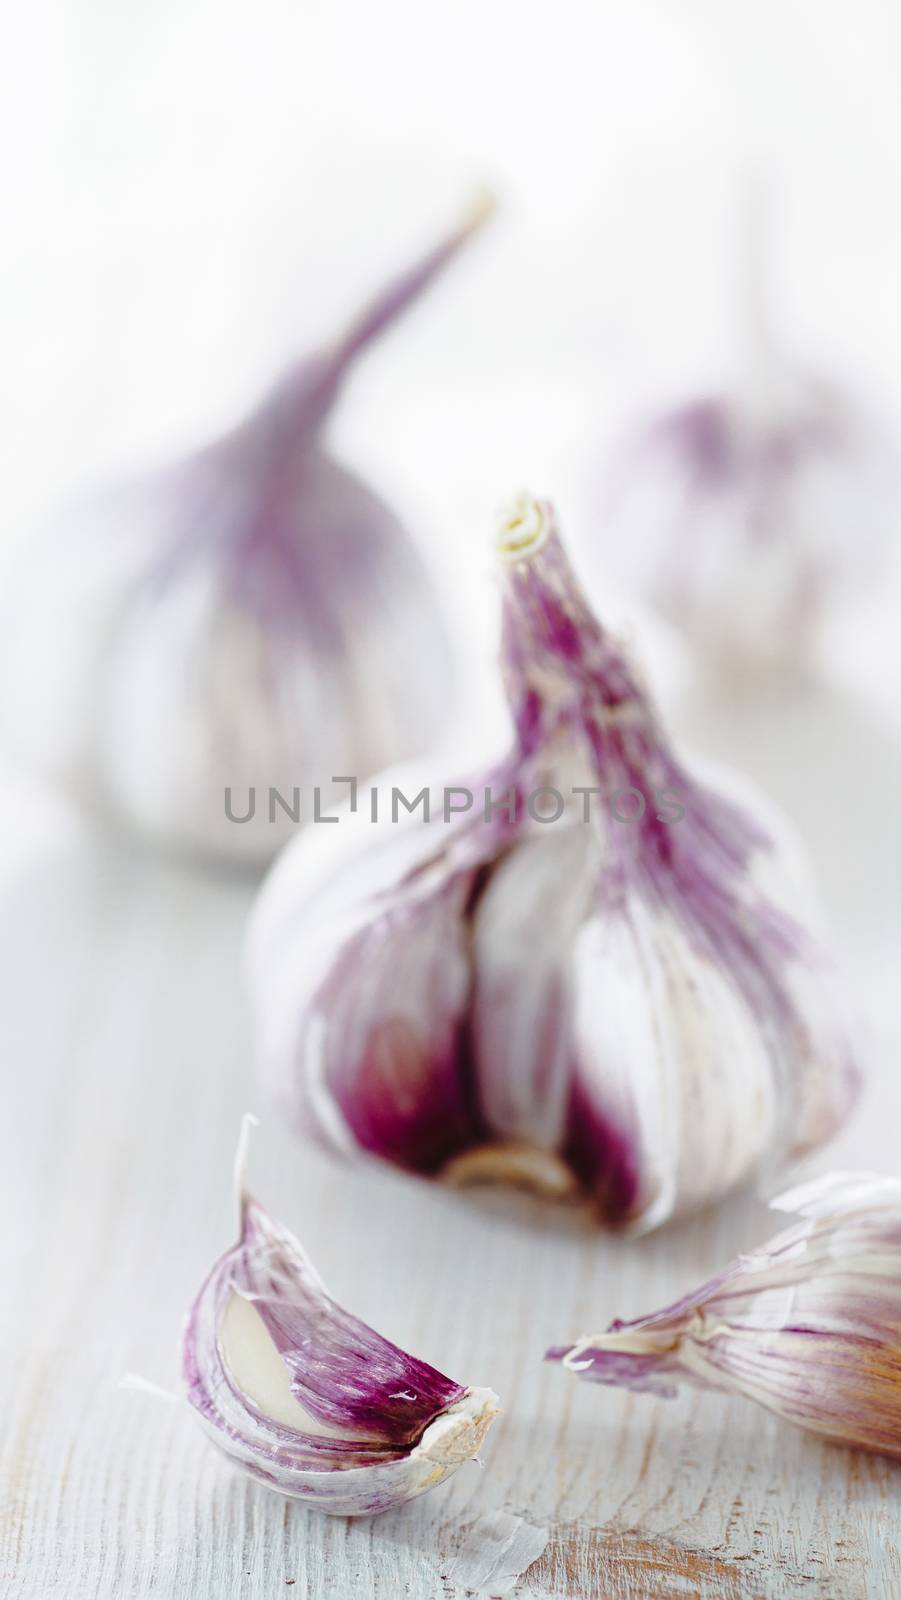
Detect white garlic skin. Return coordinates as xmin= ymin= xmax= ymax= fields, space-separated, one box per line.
xmin=599 ymin=376 xmax=898 ymax=679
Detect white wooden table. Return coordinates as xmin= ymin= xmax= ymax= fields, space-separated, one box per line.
xmin=1 ymin=666 xmax=900 ymax=1600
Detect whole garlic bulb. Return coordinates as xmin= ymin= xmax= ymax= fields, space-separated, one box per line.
xmin=600 ymin=380 xmax=896 ymax=678
xmin=248 ymin=493 xmax=859 ymax=1231
xmin=0 ymin=195 xmax=494 ymax=863
xmin=597 ymin=191 xmax=898 ymax=678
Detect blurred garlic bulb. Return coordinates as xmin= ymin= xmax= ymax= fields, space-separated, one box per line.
xmin=184 ymin=1123 xmax=498 ymax=1513
xmin=0 ymin=194 xmax=495 ymax=863
xmin=598 ymin=184 xmax=898 ymax=678
xmin=549 ymin=1172 xmax=901 ymax=1460
xmin=248 ymin=493 xmax=858 ymax=1231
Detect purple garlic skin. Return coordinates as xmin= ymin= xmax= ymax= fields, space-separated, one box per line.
xmin=599 ymin=374 xmax=898 ymax=677
xmin=549 ymin=1172 xmax=901 ymax=1461
xmin=0 ymin=195 xmax=494 ymax=864
xmin=183 ymin=1179 xmax=498 ymax=1514
xmin=248 ymin=494 xmax=859 ymax=1231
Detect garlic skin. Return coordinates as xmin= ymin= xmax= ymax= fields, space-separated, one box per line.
xmin=0 ymin=196 xmax=494 ymax=863
xmin=248 ymin=493 xmax=858 ymax=1230
xmin=183 ymin=1170 xmax=498 ymax=1513
xmin=599 ymin=375 xmax=897 ymax=678
xmin=549 ymin=1173 xmax=901 ymax=1460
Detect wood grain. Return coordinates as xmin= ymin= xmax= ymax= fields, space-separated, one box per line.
xmin=1 ymin=672 xmax=900 ymax=1600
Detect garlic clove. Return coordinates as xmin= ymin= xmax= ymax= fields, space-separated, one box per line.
xmin=565 ymin=891 xmax=780 ymax=1229
xmin=249 ymin=780 xmax=489 ymax=1170
xmin=548 ymin=1172 xmax=901 ymax=1459
xmin=1 ymin=195 xmax=495 ymax=864
xmin=303 ymin=866 xmax=481 ymax=1173
xmin=470 ymin=825 xmax=596 ymax=1155
xmin=183 ymin=1132 xmax=499 ymax=1513
xmin=248 ymin=495 xmax=859 ymax=1229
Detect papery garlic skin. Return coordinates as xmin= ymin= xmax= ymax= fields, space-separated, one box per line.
xmin=183 ymin=1185 xmax=498 ymax=1514
xmin=0 ymin=197 xmax=494 ymax=864
xmin=548 ymin=1172 xmax=901 ymax=1460
xmin=248 ymin=494 xmax=858 ymax=1230
xmin=599 ymin=377 xmax=897 ymax=677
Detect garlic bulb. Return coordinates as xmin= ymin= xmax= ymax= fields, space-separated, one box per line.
xmin=600 ymin=381 xmax=897 ymax=678
xmin=248 ymin=493 xmax=858 ymax=1231
xmin=549 ymin=1172 xmax=901 ymax=1460
xmin=0 ymin=195 xmax=494 ymax=863
xmin=183 ymin=1126 xmax=498 ymax=1513
xmin=598 ymin=191 xmax=898 ymax=678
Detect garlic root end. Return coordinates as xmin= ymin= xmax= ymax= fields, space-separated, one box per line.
xmin=440 ymin=1140 xmax=581 ymax=1200
xmin=418 ymin=1387 xmax=500 ymax=1467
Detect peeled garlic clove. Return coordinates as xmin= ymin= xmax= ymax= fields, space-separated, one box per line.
xmin=548 ymin=1172 xmax=901 ymax=1459
xmin=183 ymin=1135 xmax=498 ymax=1513
xmin=248 ymin=493 xmax=858 ymax=1229
xmin=0 ymin=194 xmax=494 ymax=864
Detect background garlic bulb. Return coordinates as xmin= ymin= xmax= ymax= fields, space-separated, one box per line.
xmin=549 ymin=1172 xmax=901 ymax=1460
xmin=0 ymin=195 xmax=495 ymax=864
xmin=596 ymin=186 xmax=899 ymax=678
xmin=248 ymin=493 xmax=858 ymax=1231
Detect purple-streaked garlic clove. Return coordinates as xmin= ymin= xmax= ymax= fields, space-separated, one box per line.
xmin=247 ymin=493 xmax=859 ymax=1231
xmin=548 ymin=1172 xmax=901 ymax=1460
xmin=183 ymin=1125 xmax=498 ymax=1514
xmin=0 ymin=194 xmax=495 ymax=864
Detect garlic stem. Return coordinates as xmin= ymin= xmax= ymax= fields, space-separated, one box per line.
xmin=495 ymin=492 xmax=549 ymax=561
xmin=334 ymin=188 xmax=496 ymax=372
xmin=736 ymin=169 xmax=778 ymax=393
xmin=561 ymin=1325 xmax=681 ymax=1369
xmin=232 ymin=1110 xmax=259 ymax=1230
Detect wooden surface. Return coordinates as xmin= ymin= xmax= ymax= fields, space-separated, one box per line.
xmin=1 ymin=672 xmax=901 ymax=1600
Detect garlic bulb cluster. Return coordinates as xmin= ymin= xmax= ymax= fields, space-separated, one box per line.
xmin=183 ymin=1127 xmax=498 ymax=1514
xmin=549 ymin=1172 xmax=901 ymax=1460
xmin=248 ymin=493 xmax=858 ymax=1231
xmin=0 ymin=196 xmax=495 ymax=863
xmin=599 ymin=376 xmax=896 ymax=678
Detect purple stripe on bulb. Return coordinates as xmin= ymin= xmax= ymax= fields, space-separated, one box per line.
xmin=561 ymin=1074 xmax=641 ymax=1224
